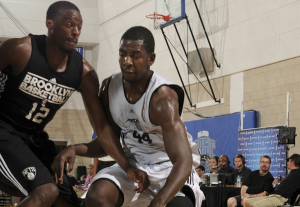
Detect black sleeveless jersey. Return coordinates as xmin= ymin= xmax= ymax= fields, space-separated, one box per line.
xmin=0 ymin=34 xmax=83 ymax=133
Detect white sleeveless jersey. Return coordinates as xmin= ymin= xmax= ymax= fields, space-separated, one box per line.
xmin=108 ymin=71 xmax=200 ymax=166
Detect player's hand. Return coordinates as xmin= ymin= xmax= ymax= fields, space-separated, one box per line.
xmin=0 ymin=190 xmax=8 ymax=197
xmin=126 ymin=167 xmax=150 ymax=193
xmin=51 ymin=145 xmax=76 ymax=185
xmin=272 ymin=177 xmax=279 ymax=185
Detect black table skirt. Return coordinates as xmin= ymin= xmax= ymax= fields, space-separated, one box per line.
xmin=201 ymin=186 xmax=241 ymax=207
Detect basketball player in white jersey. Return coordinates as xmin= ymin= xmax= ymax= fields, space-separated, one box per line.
xmin=84 ymin=26 xmax=203 ymax=207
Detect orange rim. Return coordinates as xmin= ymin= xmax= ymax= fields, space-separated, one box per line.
xmin=146 ymin=14 xmax=170 ymax=22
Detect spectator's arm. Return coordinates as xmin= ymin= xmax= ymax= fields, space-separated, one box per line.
xmin=241 ymin=185 xmax=248 ymax=197
xmin=82 ymin=175 xmax=90 ymax=190
xmin=249 ymin=191 xmax=268 ymax=197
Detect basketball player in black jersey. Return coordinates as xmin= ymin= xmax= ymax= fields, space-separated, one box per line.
xmin=0 ymin=1 xmax=148 ymax=207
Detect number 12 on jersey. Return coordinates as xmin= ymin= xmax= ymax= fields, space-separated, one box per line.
xmin=25 ymin=102 xmax=50 ymax=124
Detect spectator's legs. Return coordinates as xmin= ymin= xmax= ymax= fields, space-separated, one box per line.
xmin=244 ymin=200 xmax=252 ymax=207
xmin=227 ymin=197 xmax=237 ymax=207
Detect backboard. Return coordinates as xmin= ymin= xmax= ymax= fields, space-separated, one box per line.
xmin=154 ymin=0 xmax=185 ymax=29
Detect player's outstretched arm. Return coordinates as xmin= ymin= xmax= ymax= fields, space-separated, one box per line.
xmin=0 ymin=36 xmax=31 ymax=74
xmin=149 ymin=86 xmax=193 ymax=207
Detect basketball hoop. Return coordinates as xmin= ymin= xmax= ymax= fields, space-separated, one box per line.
xmin=146 ymin=14 xmax=170 ymax=22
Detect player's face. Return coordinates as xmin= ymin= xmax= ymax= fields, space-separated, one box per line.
xmin=47 ymin=9 xmax=82 ymax=53
xmin=209 ymin=158 xmax=217 ymax=169
xmin=119 ymin=39 xmax=154 ymax=83
xmin=234 ymin=158 xmax=243 ymax=170
xmin=219 ymin=156 xmax=228 ymax=169
xmin=259 ymin=157 xmax=271 ymax=172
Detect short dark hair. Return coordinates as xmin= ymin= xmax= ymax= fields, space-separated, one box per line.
xmin=196 ymin=165 xmax=205 ymax=171
xmin=260 ymin=155 xmax=271 ymax=164
xmin=121 ymin=26 xmax=155 ymax=54
xmin=47 ymin=1 xmax=80 ymax=20
xmin=234 ymin=154 xmax=246 ymax=165
xmin=287 ymin=154 xmax=300 ymax=167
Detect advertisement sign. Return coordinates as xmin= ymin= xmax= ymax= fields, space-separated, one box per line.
xmin=184 ymin=111 xmax=259 ymax=172
xmin=238 ymin=127 xmax=286 ymax=178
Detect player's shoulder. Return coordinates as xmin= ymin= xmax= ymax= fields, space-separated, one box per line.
xmin=1 ymin=36 xmax=31 ymax=54
xmin=99 ymin=76 xmax=112 ymax=96
xmin=82 ymin=57 xmax=93 ymax=71
xmin=81 ymin=57 xmax=97 ymax=80
xmin=151 ymin=85 xmax=178 ymax=104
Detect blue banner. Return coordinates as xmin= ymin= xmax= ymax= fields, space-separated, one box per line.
xmin=238 ymin=127 xmax=286 ymax=178
xmin=75 ymin=46 xmax=84 ymax=57
xmin=184 ymin=111 xmax=259 ymax=172
xmin=92 ymin=132 xmax=96 ymax=140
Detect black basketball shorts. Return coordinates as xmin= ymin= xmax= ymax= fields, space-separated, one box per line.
xmin=0 ymin=119 xmax=79 ymax=206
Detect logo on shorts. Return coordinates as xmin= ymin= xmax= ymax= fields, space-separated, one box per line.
xmin=22 ymin=167 xmax=36 ymax=180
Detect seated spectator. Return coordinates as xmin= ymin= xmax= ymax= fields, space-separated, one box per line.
xmin=227 ymin=155 xmax=274 ymax=207
xmin=218 ymin=154 xmax=235 ymax=173
xmin=233 ymin=154 xmax=251 ymax=186
xmin=245 ymin=154 xmax=300 ymax=207
xmin=195 ymin=165 xmax=205 ymax=181
xmin=209 ymin=156 xmax=219 ymax=174
xmin=75 ymin=164 xmax=95 ymax=191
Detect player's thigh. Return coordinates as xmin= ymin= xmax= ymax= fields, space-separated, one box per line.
xmin=166 ymin=196 xmax=194 ymax=207
xmin=89 ymin=164 xmax=151 ymax=206
xmin=0 ymin=129 xmax=54 ymax=197
xmin=0 ymin=133 xmax=53 ymax=196
xmin=56 ymin=174 xmax=80 ymax=207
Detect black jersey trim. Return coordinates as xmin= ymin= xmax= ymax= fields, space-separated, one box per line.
xmin=105 ymin=76 xmax=112 ymax=113
xmin=148 ymin=84 xmax=185 ymax=126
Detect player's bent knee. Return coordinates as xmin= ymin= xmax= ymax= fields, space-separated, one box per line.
xmin=31 ymin=183 xmax=59 ymax=203
xmin=86 ymin=179 xmax=121 ymax=206
xmin=85 ymin=183 xmax=108 ymax=206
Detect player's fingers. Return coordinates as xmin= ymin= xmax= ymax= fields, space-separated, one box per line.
xmin=67 ymin=158 xmax=74 ymax=175
xmin=52 ymin=155 xmax=63 ymax=183
xmin=51 ymin=157 xmax=59 ymax=184
xmin=137 ymin=171 xmax=149 ymax=192
xmin=58 ymin=165 xmax=64 ymax=185
xmin=57 ymin=155 xmax=66 ymax=185
xmin=54 ymin=171 xmax=58 ymax=184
